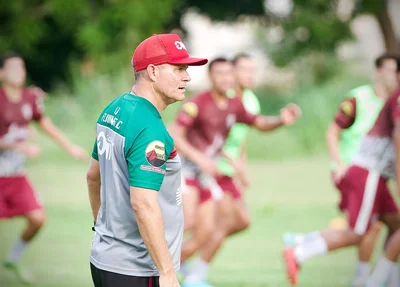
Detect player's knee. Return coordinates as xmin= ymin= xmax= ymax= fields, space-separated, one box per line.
xmin=238 ymin=213 xmax=251 ymax=231
xmin=369 ymin=221 xmax=383 ymax=235
xmin=26 ymin=209 xmax=46 ymax=229
xmin=234 ymin=203 xmax=251 ymax=232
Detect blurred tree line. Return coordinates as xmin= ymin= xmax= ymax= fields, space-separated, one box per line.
xmin=1 ymin=0 xmax=398 ymax=91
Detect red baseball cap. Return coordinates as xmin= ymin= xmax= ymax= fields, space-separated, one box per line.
xmin=132 ymin=34 xmax=208 ymax=72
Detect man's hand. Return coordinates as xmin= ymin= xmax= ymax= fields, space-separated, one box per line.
xmin=15 ymin=142 xmax=41 ymax=158
xmin=280 ymin=104 xmax=302 ymax=125
xmin=66 ymin=145 xmax=89 ymax=160
xmin=197 ymin=157 xmax=219 ymax=177
xmin=332 ymin=164 xmax=347 ymax=185
xmin=231 ymin=160 xmax=250 ymax=189
xmin=159 ymin=272 xmax=180 ymax=287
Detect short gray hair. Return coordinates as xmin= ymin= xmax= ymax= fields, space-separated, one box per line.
xmin=134 ymin=70 xmax=145 ymax=82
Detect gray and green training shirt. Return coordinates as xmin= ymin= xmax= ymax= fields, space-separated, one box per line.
xmin=90 ymin=93 xmax=183 ymax=277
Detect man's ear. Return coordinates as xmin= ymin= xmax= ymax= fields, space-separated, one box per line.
xmin=146 ymin=64 xmax=157 ymax=82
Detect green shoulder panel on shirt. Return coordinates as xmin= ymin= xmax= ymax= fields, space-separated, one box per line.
xmin=120 ymin=95 xmax=174 ymax=191
xmin=92 ymin=139 xmax=99 ymax=160
xmin=94 ymin=93 xmax=174 ymax=191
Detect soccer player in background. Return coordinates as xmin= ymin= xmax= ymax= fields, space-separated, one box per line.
xmin=215 ymin=53 xmax=261 ymax=235
xmin=169 ymin=57 xmax=301 ymax=287
xmin=283 ymin=53 xmax=399 ymax=287
xmin=282 ymin=81 xmax=400 ymax=286
xmin=0 ymin=52 xmax=88 ymax=283
xmin=184 ymin=54 xmax=263 ymax=285
xmin=366 ymin=56 xmax=400 ymax=287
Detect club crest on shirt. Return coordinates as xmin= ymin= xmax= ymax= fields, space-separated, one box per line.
xmin=181 ymin=102 xmax=198 ymax=118
xmin=340 ymin=100 xmax=354 ymax=117
xmin=21 ymin=104 xmax=33 ymax=120
xmin=145 ymin=141 xmax=166 ymax=167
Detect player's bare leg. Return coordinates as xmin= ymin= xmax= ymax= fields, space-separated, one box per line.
xmin=352 ymin=221 xmax=383 ymax=287
xmin=199 ymin=194 xmax=233 ymax=262
xmin=182 ymin=186 xmax=199 ymax=232
xmin=182 ymin=194 xmax=233 ymax=287
xmin=367 ymin=230 xmax=400 ymax=287
xmin=181 ymin=200 xmax=217 ymax=287
xmin=283 ymin=228 xmax=363 ymax=285
xmin=380 ymin=212 xmax=400 ymax=246
xmin=4 ymin=209 xmax=45 ymax=284
xmin=181 ymin=200 xmax=216 ymax=263
xmin=226 ymin=199 xmax=250 ymax=236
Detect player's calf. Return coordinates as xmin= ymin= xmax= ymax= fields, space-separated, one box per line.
xmin=22 ymin=209 xmax=46 ymax=241
xmin=351 ymin=221 xmax=383 ymax=287
xmin=181 ymin=200 xmax=216 ymax=262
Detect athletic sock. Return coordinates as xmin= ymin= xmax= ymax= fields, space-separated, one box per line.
xmin=184 ymin=257 xmax=209 ymax=283
xmin=180 ymin=261 xmax=191 ymax=278
xmin=295 ymin=231 xmax=320 ymax=245
xmin=351 ymin=261 xmax=370 ymax=287
xmin=6 ymin=239 xmax=28 ymax=264
xmin=367 ymin=256 xmax=396 ymax=286
xmin=294 ymin=233 xmax=328 ymax=265
xmin=387 ymin=263 xmax=400 ymax=287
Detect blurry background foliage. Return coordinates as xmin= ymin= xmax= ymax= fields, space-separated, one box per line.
xmin=1 ymin=0 xmax=399 ymax=159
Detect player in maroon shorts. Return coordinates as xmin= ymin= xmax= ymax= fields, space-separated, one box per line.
xmin=283 ymin=88 xmax=400 ymax=286
xmin=169 ymin=57 xmax=302 ymax=287
xmin=0 ymin=52 xmax=88 ymax=283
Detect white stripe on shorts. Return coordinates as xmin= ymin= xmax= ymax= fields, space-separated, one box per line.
xmin=354 ymin=170 xmax=379 ymax=235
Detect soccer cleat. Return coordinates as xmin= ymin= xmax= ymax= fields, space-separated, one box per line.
xmin=3 ymin=261 xmax=35 ymax=285
xmin=283 ymin=247 xmax=299 ymax=286
xmin=182 ymin=281 xmax=216 ymax=287
xmin=282 ymin=232 xmax=298 ymax=247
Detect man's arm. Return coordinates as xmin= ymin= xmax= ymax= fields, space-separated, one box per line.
xmin=130 ymin=187 xmax=178 ymax=284
xmin=326 ymin=98 xmax=356 ymax=183
xmin=250 ymin=103 xmax=301 ymax=132
xmin=38 ymin=117 xmax=88 ymax=159
xmin=86 ymin=158 xmax=101 ymax=222
xmin=0 ymin=140 xmax=41 ymax=158
xmin=168 ymin=123 xmax=218 ymax=176
xmin=252 ymin=115 xmax=284 ymax=132
xmin=326 ymin=122 xmax=345 ymax=169
xmin=393 ymin=121 xmax=400 ymax=195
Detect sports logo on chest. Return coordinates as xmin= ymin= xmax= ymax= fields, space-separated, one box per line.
xmin=21 ymin=104 xmax=33 ymax=121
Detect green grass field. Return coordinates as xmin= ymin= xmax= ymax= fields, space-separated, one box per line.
xmin=0 ymin=142 xmax=396 ymax=287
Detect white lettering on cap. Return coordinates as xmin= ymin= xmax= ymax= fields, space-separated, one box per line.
xmin=175 ymin=41 xmax=187 ymax=50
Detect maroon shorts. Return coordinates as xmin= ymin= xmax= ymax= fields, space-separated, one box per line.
xmin=0 ymin=176 xmax=42 ymax=218
xmin=216 ymin=175 xmax=242 ymax=200
xmin=184 ymin=175 xmax=242 ymax=204
xmin=337 ymin=166 xmax=398 ymax=235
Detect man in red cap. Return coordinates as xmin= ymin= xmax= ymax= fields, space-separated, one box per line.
xmin=86 ymin=34 xmax=207 ymax=287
